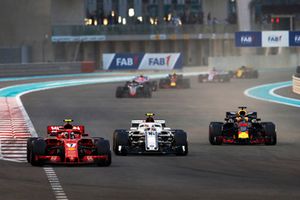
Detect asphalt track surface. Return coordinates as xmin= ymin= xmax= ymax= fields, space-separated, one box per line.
xmin=1 ymin=70 xmax=300 ymax=200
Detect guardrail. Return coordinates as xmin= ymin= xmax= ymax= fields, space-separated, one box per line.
xmin=293 ymin=74 xmax=300 ymax=94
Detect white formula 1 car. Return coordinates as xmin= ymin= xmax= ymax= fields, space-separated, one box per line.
xmin=198 ymin=69 xmax=231 ymax=83
xmin=113 ymin=113 xmax=188 ymax=156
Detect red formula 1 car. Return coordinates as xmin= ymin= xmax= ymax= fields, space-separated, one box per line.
xmin=27 ymin=119 xmax=111 ymax=166
xmin=209 ymin=107 xmax=277 ymax=145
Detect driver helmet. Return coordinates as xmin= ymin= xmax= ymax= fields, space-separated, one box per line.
xmin=145 ymin=113 xmax=155 ymax=122
xmin=62 ymin=132 xmax=69 ymax=139
xmin=63 ymin=119 xmax=73 ymax=129
xmin=238 ymin=109 xmax=247 ymax=117
xmin=70 ymin=132 xmax=75 ymax=139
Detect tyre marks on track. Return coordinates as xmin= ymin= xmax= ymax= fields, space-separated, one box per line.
xmin=44 ymin=167 xmax=69 ymax=200
xmin=0 ymin=98 xmax=31 ymax=162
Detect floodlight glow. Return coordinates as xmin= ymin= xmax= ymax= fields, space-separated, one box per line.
xmin=137 ymin=16 xmax=143 ymax=22
xmin=103 ymin=18 xmax=108 ymax=25
xmin=122 ymin=18 xmax=127 ymax=25
xmin=128 ymin=8 xmax=135 ymax=17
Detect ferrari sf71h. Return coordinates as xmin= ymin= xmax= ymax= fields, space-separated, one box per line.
xmin=27 ymin=119 xmax=111 ymax=166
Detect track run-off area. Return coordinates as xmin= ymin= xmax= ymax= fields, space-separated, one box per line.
xmin=0 ymin=69 xmax=299 ymax=200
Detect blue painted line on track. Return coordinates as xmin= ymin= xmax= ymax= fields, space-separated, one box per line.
xmin=0 ymin=72 xmax=132 ymax=82
xmin=244 ymin=81 xmax=300 ymax=108
xmin=0 ymin=72 xmax=204 ymax=97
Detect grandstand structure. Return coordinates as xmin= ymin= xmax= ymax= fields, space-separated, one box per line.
xmin=0 ymin=0 xmax=299 ymax=68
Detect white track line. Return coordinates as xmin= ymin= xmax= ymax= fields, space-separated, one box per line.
xmin=0 ymin=71 xmax=208 ymax=200
xmin=44 ymin=167 xmax=69 ymax=200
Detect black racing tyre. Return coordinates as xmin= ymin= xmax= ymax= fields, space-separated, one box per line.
xmin=173 ymin=130 xmax=188 ymax=156
xmin=113 ymin=130 xmax=129 ymax=156
xmin=198 ymin=75 xmax=204 ymax=83
xmin=151 ymin=81 xmax=158 ymax=91
xmin=159 ymin=79 xmax=167 ymax=88
xmin=143 ymin=85 xmax=152 ymax=98
xmin=30 ymin=139 xmax=46 ymax=166
xmin=97 ymin=151 xmax=111 ymax=167
xmin=261 ymin=122 xmax=277 ymax=145
xmin=95 ymin=139 xmax=111 ymax=166
xmin=223 ymin=75 xmax=231 ymax=82
xmin=209 ymin=122 xmax=223 ymax=145
xmin=116 ymin=86 xmax=124 ymax=98
xmin=27 ymin=137 xmax=39 ymax=163
xmin=228 ymin=70 xmax=234 ymax=78
xmin=297 ymin=66 xmax=300 ymax=74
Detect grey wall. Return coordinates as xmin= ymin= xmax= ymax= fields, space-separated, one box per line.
xmin=0 ymin=62 xmax=82 ymax=77
xmin=0 ymin=0 xmax=53 ymax=62
xmin=209 ymin=53 xmax=300 ymax=69
xmin=51 ymin=0 xmax=85 ymax=25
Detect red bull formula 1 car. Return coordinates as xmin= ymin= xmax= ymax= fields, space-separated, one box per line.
xmin=159 ymin=73 xmax=191 ymax=89
xmin=209 ymin=107 xmax=277 ymax=145
xmin=27 ymin=119 xmax=111 ymax=166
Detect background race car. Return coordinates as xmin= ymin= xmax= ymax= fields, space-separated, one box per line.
xmin=198 ymin=70 xmax=231 ymax=83
xmin=209 ymin=107 xmax=277 ymax=145
xmin=27 ymin=119 xmax=111 ymax=166
xmin=159 ymin=74 xmax=191 ymax=89
xmin=116 ymin=81 xmax=152 ymax=98
xmin=113 ymin=113 xmax=188 ymax=156
xmin=133 ymin=75 xmax=158 ymax=91
xmin=229 ymin=66 xmax=259 ymax=79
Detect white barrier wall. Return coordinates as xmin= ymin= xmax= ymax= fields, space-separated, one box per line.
xmin=209 ymin=54 xmax=300 ymax=70
xmin=293 ymin=75 xmax=300 ymax=95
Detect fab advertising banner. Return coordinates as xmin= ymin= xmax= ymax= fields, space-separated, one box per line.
xmin=102 ymin=53 xmax=182 ymax=70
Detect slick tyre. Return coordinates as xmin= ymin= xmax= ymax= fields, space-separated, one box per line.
xmin=95 ymin=139 xmax=111 ymax=166
xmin=143 ymin=85 xmax=152 ymax=98
xmin=159 ymin=79 xmax=167 ymax=89
xmin=113 ymin=130 xmax=129 ymax=156
xmin=116 ymin=87 xmax=124 ymax=98
xmin=261 ymin=122 xmax=277 ymax=145
xmin=209 ymin=122 xmax=223 ymax=145
xmin=173 ymin=130 xmax=188 ymax=156
xmin=27 ymin=137 xmax=39 ymax=163
xmin=198 ymin=75 xmax=204 ymax=83
xmin=151 ymin=81 xmax=158 ymax=91
xmin=30 ymin=139 xmax=46 ymax=166
xmin=223 ymin=75 xmax=231 ymax=82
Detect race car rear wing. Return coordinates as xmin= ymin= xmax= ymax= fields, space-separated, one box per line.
xmin=131 ymin=120 xmax=166 ymax=128
xmin=47 ymin=125 xmax=85 ymax=136
xmin=225 ymin=111 xmax=257 ymax=119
